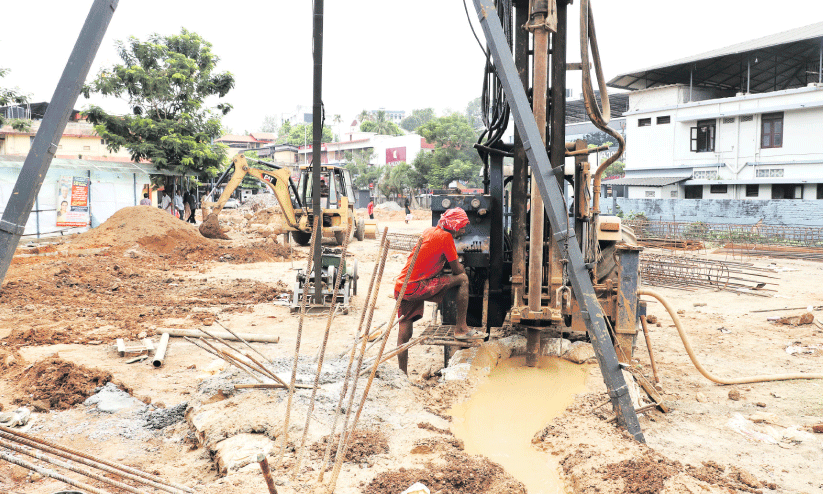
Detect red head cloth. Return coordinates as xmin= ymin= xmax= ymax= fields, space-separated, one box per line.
xmin=437 ymin=207 xmax=469 ymax=232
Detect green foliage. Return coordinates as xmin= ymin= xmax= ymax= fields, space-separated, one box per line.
xmin=413 ymin=113 xmax=482 ymax=188
xmin=285 ymin=123 xmax=333 ymax=146
xmin=260 ymin=115 xmax=279 ymax=134
xmin=82 ymin=29 xmax=234 ymax=177
xmin=583 ymin=131 xmax=615 ymax=147
xmin=344 ymin=149 xmax=381 ymax=189
xmin=0 ymin=68 xmax=31 ymax=131
xmin=603 ymin=160 xmax=625 ymax=177
xmin=465 ymin=97 xmax=483 ymax=129
xmin=400 ymin=108 xmax=436 ymax=132
xmin=380 ymin=162 xmax=421 ymax=197
xmin=360 ymin=110 xmax=401 ymax=135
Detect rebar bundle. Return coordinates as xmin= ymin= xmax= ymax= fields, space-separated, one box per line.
xmin=639 ymin=253 xmax=778 ymax=296
xmin=624 ymin=219 xmax=823 ymax=261
xmin=382 ymin=232 xmax=420 ymax=251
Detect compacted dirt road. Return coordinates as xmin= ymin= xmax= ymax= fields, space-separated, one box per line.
xmin=0 ymin=206 xmax=821 ymax=493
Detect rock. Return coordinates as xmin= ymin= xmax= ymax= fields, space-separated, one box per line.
xmin=676 ymin=309 xmax=685 ymax=315
xmin=733 ymin=468 xmax=763 ymax=489
xmin=137 ymin=331 xmax=147 ymax=339
xmin=1 ymin=407 xmax=31 ymax=427
xmin=84 ymin=383 xmax=143 ymax=413
xmin=695 ymin=393 xmax=708 ymax=403
xmin=5 ymin=354 xmax=15 ymax=367
xmin=564 ymin=341 xmax=596 ymax=364
xmin=214 ymin=433 xmax=276 ymax=475
xmin=693 ymin=302 xmax=707 ymax=307
xmin=31 ymin=400 xmax=50 ymax=412
xmin=811 ymin=423 xmax=823 ymax=433
xmin=776 ymin=312 xmax=814 ymax=326
xmin=28 ymin=472 xmax=43 ymax=482
xmin=728 ymin=389 xmax=742 ymax=401
xmin=756 ymin=402 xmax=766 ymax=408
xmin=139 ymin=395 xmax=152 ymax=405
xmin=410 ymin=444 xmax=433 ymax=454
xmin=646 ymin=315 xmax=658 ymax=324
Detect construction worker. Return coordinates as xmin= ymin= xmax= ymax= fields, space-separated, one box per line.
xmin=394 ymin=207 xmax=481 ymax=374
xmin=367 ymin=200 xmax=374 ymax=219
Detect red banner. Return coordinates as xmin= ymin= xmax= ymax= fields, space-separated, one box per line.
xmin=386 ymin=146 xmax=406 ymax=164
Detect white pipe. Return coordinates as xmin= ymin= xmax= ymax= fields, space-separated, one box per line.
xmin=152 ymin=333 xmax=170 ymax=368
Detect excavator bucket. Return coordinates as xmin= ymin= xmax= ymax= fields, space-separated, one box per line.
xmin=363 ymin=219 xmax=379 ymax=239
xmin=199 ymin=213 xmax=230 ymax=240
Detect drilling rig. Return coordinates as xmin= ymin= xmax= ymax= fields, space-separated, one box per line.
xmin=430 ymin=0 xmax=645 ymax=440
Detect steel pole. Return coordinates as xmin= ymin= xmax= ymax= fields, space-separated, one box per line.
xmin=0 ymin=0 xmax=117 ymax=286
xmin=311 ymin=0 xmax=324 ymax=303
xmin=510 ymin=0 xmax=529 ymax=306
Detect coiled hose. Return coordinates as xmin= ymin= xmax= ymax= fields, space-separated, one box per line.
xmin=637 ymin=288 xmax=823 ymax=384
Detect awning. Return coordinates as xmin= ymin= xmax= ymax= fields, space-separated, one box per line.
xmin=603 ymin=176 xmax=690 ymax=187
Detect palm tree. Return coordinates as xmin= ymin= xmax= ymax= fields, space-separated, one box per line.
xmin=371 ymin=110 xmax=395 ymax=135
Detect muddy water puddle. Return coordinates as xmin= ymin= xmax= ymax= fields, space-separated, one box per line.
xmin=450 ymin=356 xmax=588 ymax=494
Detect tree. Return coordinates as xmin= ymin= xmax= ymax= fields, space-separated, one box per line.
xmin=583 ymin=131 xmax=622 ymax=147
xmin=285 ymin=122 xmax=333 ymax=147
xmin=344 ymin=149 xmax=381 ymax=189
xmin=357 ymin=109 xmax=373 ymax=123
xmin=413 ymin=113 xmax=482 ymax=188
xmin=399 ymin=108 xmax=436 ymax=133
xmin=602 ymin=160 xmax=625 ymax=178
xmin=381 ymin=162 xmax=416 ymax=198
xmin=465 ymin=97 xmax=483 ymax=130
xmin=260 ymin=115 xmax=279 ymax=134
xmin=83 ymin=29 xmax=234 ymax=178
xmin=0 ymin=68 xmax=31 ymax=132
xmin=360 ymin=110 xmax=401 ymax=135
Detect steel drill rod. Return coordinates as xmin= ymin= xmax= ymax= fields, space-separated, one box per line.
xmin=328 ymin=238 xmax=423 ymax=492
xmin=215 ymin=319 xmax=283 ymax=372
xmin=197 ymin=328 xmax=283 ymax=383
xmin=319 ymin=232 xmax=390 ymax=484
xmin=276 ymin=216 xmax=320 ymax=467
xmin=318 ymin=228 xmax=388 ymax=480
xmin=0 ymin=451 xmax=112 ymax=494
xmin=257 ymin=453 xmax=278 ymax=494
xmin=294 ymin=222 xmax=353 ymax=475
xmin=0 ymin=438 xmax=150 ymax=494
xmin=0 ymin=429 xmax=188 ymax=493
xmin=639 ymin=316 xmax=660 ymax=384
xmin=192 ymin=337 xmax=263 ymax=383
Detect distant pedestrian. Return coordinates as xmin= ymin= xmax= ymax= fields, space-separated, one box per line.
xmin=367 ymin=200 xmax=374 ymax=220
xmin=184 ymin=188 xmax=197 ymax=223
xmin=139 ymin=193 xmax=151 ymax=206
xmin=404 ymin=203 xmax=412 ymax=224
xmin=173 ymin=191 xmax=184 ymax=220
xmin=159 ymin=191 xmax=172 ymax=214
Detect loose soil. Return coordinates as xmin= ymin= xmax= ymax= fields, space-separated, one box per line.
xmin=0 ymin=213 xmax=821 ymax=494
xmin=311 ymin=429 xmax=390 ymax=463
xmin=15 ymin=356 xmax=112 ymax=410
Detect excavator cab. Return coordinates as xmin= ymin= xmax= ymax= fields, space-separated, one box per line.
xmin=292 ymin=165 xmax=364 ymax=245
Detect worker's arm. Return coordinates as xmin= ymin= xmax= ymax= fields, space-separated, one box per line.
xmin=448 ymin=259 xmax=465 ymax=276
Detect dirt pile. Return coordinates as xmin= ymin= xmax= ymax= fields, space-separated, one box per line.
xmin=364 ymin=451 xmax=526 ymax=494
xmin=15 ymin=356 xmax=111 ymax=410
xmin=67 ymin=206 xmax=290 ymax=263
xmin=600 ymin=452 xmax=682 ymax=494
xmin=311 ymin=429 xmax=389 ymax=463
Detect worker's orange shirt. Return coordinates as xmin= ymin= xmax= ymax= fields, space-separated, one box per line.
xmin=367 ymin=203 xmax=374 ymax=215
xmin=394 ymin=226 xmax=457 ymax=295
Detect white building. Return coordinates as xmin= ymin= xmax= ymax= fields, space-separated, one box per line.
xmin=606 ymin=22 xmax=823 ymax=204
xmin=298 ymin=131 xmax=433 ymax=167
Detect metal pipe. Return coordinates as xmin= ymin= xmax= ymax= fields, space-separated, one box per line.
xmin=257 ymin=453 xmax=278 ymax=494
xmin=164 ymin=328 xmax=280 ymax=343
xmin=510 ymin=0 xmax=530 ymax=306
xmin=528 ymin=8 xmax=550 ymax=313
xmin=311 ymin=0 xmax=324 ymax=304
xmin=152 ymin=333 xmax=170 ymax=368
xmin=0 ymin=451 xmax=113 ymax=494
xmin=639 ymin=315 xmax=659 ymax=384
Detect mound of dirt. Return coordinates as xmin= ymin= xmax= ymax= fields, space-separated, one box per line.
xmin=16 ymin=356 xmax=112 ymax=410
xmin=365 ymin=452 xmax=526 ymax=494
xmin=71 ymin=206 xmax=209 ymax=252
xmin=311 ymin=429 xmax=389 ymax=463
xmin=601 ymin=452 xmax=682 ymax=494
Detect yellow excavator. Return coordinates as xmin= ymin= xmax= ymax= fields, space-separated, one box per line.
xmin=199 ymin=153 xmax=367 ymax=245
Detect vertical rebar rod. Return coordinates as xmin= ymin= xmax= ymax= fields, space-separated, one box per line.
xmin=327 ymin=238 xmax=423 ymax=492
xmin=318 ymin=228 xmax=389 ymax=482
xmin=293 ymin=222 xmax=353 ymax=474
xmin=276 ymin=216 xmax=320 ymax=466
xmin=257 ymin=453 xmax=278 ymax=494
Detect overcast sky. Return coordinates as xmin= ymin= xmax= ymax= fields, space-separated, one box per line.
xmin=2 ymin=1 xmax=822 ymax=136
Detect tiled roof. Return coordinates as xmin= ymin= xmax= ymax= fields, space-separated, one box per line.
xmin=216 ymin=135 xmax=259 ymax=143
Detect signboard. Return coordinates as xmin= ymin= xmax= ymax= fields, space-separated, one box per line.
xmin=56 ymin=176 xmax=90 ymax=227
xmin=385 ymin=146 xmax=406 ymax=165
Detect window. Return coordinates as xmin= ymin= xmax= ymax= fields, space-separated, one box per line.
xmin=818 ymin=184 xmax=823 ymax=199
xmin=645 ymin=190 xmax=656 ymax=198
xmin=746 ymin=184 xmax=759 ymax=197
xmin=657 ymin=116 xmax=671 ymax=125
xmin=670 ymin=190 xmax=678 ymax=198
xmin=761 ymin=112 xmax=783 ymax=148
xmin=693 ymin=170 xmax=718 ymax=180
xmin=755 ymin=168 xmax=784 ymax=178
xmin=690 ymin=120 xmax=716 ymax=152
xmin=100 ymin=139 xmax=105 ymax=145
xmin=685 ymin=185 xmax=703 ymax=199
xmin=771 ymin=184 xmax=803 ymax=200
xmin=638 ymin=118 xmax=651 ymax=127
xmin=740 ymin=115 xmax=754 ymax=122
xmin=722 ymin=117 xmax=736 ymax=124
xmin=82 ymin=145 xmax=91 ymax=151
xmin=710 ymin=184 xmax=728 ymax=194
